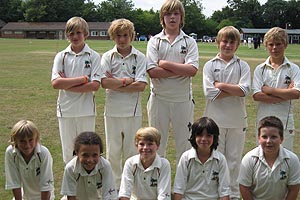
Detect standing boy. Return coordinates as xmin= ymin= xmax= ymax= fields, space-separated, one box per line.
xmin=202 ymin=26 xmax=251 ymax=199
xmin=252 ymin=27 xmax=300 ymax=151
xmin=51 ymin=17 xmax=101 ymax=164
xmin=146 ymin=0 xmax=199 ymax=163
xmin=238 ymin=116 xmax=300 ymax=200
xmin=100 ymin=18 xmax=148 ymax=189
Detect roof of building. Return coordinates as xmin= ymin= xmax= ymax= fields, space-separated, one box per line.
xmin=241 ymin=28 xmax=300 ymax=34
xmin=1 ymin=22 xmax=111 ymax=31
xmin=0 ymin=19 xmax=6 ymax=28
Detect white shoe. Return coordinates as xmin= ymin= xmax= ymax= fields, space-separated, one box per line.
xmin=60 ymin=195 xmax=68 ymax=200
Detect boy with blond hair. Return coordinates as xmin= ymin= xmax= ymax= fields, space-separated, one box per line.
xmin=5 ymin=120 xmax=54 ymax=200
xmin=146 ymin=0 xmax=199 ymax=164
xmin=203 ymin=26 xmax=251 ymax=199
xmin=51 ymin=16 xmax=101 ymax=164
xmin=100 ymin=18 xmax=148 ymax=189
xmin=252 ymin=27 xmax=300 ymax=151
xmin=119 ymin=127 xmax=171 ymax=200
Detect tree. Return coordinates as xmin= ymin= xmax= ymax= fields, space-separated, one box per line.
xmin=181 ymin=0 xmax=206 ymax=36
xmin=0 ymin=0 xmax=23 ymax=22
xmin=97 ymin=0 xmax=134 ymax=22
xmin=261 ymin=0 xmax=288 ymax=28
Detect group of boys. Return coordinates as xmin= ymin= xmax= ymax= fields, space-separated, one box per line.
xmin=6 ymin=0 xmax=300 ymax=199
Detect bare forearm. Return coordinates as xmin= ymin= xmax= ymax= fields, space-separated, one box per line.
xmin=147 ymin=67 xmax=177 ymax=78
xmin=253 ymin=92 xmax=285 ymax=104
xmin=262 ymin=86 xmax=299 ymax=100
xmin=113 ymin=82 xmax=147 ymax=92
xmin=67 ymin=81 xmax=100 ymax=92
xmin=214 ymin=82 xmax=245 ymax=97
xmin=52 ymin=76 xmax=88 ymax=89
xmin=159 ymin=60 xmax=197 ymax=76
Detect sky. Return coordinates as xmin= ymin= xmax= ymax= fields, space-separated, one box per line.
xmin=94 ymin=0 xmax=268 ymax=17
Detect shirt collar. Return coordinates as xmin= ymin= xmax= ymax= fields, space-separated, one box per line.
xmin=111 ymin=45 xmax=137 ymax=57
xmin=156 ymin=29 xmax=188 ymax=41
xmin=133 ymin=154 xmax=162 ymax=171
xmin=256 ymin=145 xmax=290 ymax=161
xmin=211 ymin=54 xmax=240 ymax=64
xmin=187 ymin=147 xmax=221 ymax=163
xmin=259 ymin=56 xmax=291 ymax=69
xmin=64 ymin=43 xmax=91 ymax=56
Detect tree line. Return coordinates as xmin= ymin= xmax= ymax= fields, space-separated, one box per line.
xmin=1 ymin=0 xmax=299 ymax=37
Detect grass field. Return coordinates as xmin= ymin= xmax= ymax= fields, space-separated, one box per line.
xmin=0 ymin=38 xmax=300 ymax=199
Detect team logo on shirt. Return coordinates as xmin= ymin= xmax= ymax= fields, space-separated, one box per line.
xmin=279 ymin=169 xmax=287 ymax=180
xmin=108 ymin=188 xmax=115 ymax=195
xmin=150 ymin=177 xmax=158 ymax=187
xmin=132 ymin=65 xmax=136 ymax=76
xmin=84 ymin=60 xmax=91 ymax=68
xmin=180 ymin=45 xmax=187 ymax=54
xmin=284 ymin=75 xmax=291 ymax=85
xmin=211 ymin=170 xmax=219 ymax=183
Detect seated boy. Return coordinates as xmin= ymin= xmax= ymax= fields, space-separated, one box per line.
xmin=119 ymin=127 xmax=171 ymax=200
xmin=238 ymin=116 xmax=300 ymax=200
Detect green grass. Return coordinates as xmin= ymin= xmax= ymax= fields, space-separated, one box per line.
xmin=0 ymin=38 xmax=300 ymax=199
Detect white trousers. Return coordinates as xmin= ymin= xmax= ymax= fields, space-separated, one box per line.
xmin=105 ymin=116 xmax=140 ymax=189
xmin=218 ymin=127 xmax=246 ymax=199
xmin=147 ymin=95 xmax=194 ymax=163
xmin=58 ymin=116 xmax=95 ymax=164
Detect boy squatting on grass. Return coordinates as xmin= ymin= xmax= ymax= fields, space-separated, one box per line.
xmin=51 ymin=16 xmax=101 ymax=164
xmin=238 ymin=116 xmax=300 ymax=200
xmin=5 ymin=120 xmax=54 ymax=200
xmin=119 ymin=127 xmax=171 ymax=200
xmin=100 ymin=18 xmax=148 ymax=189
xmin=61 ymin=131 xmax=118 ymax=200
xmin=202 ymin=25 xmax=251 ymax=200
xmin=173 ymin=117 xmax=230 ymax=200
xmin=252 ymin=27 xmax=300 ymax=152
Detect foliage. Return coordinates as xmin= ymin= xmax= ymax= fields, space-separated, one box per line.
xmin=1 ymin=0 xmax=300 ymax=38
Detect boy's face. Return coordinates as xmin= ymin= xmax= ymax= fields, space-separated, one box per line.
xmin=218 ymin=38 xmax=239 ymax=61
xmin=258 ymin=126 xmax=283 ymax=156
xmin=77 ymin=144 xmax=100 ymax=173
xmin=114 ymin=30 xmax=132 ymax=52
xmin=195 ymin=129 xmax=213 ymax=153
xmin=16 ymin=136 xmax=37 ymax=160
xmin=266 ymin=39 xmax=287 ymax=60
xmin=67 ymin=28 xmax=86 ymax=51
xmin=163 ymin=9 xmax=181 ymax=31
xmin=137 ymin=139 xmax=159 ymax=165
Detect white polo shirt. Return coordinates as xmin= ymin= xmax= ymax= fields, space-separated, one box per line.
xmin=5 ymin=143 xmax=54 ymax=200
xmin=119 ymin=154 xmax=171 ymax=200
xmin=173 ymin=148 xmax=230 ymax=200
xmin=51 ymin=43 xmax=101 ymax=117
xmin=61 ymin=156 xmax=118 ymax=200
xmin=146 ymin=30 xmax=199 ymax=102
xmin=238 ymin=145 xmax=300 ymax=200
xmin=252 ymin=57 xmax=300 ymax=129
xmin=100 ymin=45 xmax=148 ymax=117
xmin=203 ymin=55 xmax=251 ymax=128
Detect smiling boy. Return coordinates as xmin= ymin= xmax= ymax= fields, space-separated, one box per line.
xmin=238 ymin=116 xmax=300 ymax=200
xmin=252 ymin=27 xmax=300 ymax=151
xmin=119 ymin=127 xmax=171 ymax=200
xmin=202 ymin=26 xmax=251 ymax=199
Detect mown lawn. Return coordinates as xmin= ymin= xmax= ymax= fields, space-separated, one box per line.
xmin=0 ymin=38 xmax=299 ymax=199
